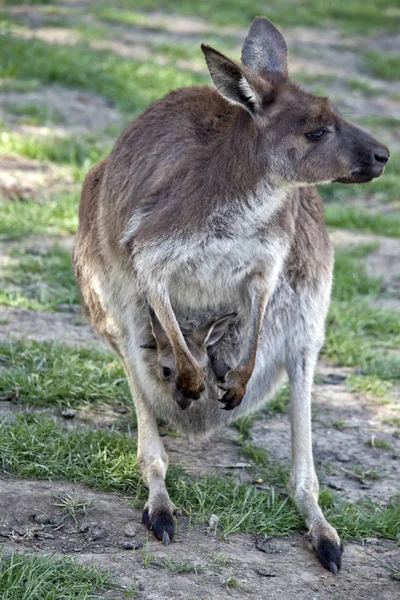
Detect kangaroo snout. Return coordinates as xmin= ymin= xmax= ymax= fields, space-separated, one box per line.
xmin=350 ymin=142 xmax=390 ymax=183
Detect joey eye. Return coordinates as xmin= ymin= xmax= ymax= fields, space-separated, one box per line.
xmin=162 ymin=367 xmax=171 ymax=378
xmin=306 ymin=128 xmax=327 ymax=141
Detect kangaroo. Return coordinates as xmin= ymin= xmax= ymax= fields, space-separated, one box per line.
xmin=72 ymin=17 xmax=389 ymax=574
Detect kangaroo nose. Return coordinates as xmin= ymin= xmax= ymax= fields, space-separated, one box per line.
xmin=373 ymin=147 xmax=390 ymax=165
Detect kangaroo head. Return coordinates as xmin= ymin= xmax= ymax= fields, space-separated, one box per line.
xmin=201 ymin=17 xmax=389 ymax=187
xmin=143 ymin=310 xmax=235 ymax=409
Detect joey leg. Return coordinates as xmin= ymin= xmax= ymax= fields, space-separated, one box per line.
xmin=220 ymin=273 xmax=269 ymax=410
xmin=149 ymin=287 xmax=205 ymax=399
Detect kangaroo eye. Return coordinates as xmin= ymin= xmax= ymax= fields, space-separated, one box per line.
xmin=162 ymin=367 xmax=171 ymax=378
xmin=305 ymin=128 xmax=327 ymax=141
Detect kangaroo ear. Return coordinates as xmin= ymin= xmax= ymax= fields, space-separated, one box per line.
xmin=201 ymin=44 xmax=272 ymax=117
xmin=241 ymin=17 xmax=288 ymax=78
xmin=193 ymin=313 xmax=237 ymax=348
xmin=148 ymin=308 xmax=169 ymax=350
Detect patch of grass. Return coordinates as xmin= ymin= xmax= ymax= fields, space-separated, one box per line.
xmin=366 ymin=436 xmax=392 ymax=450
xmin=325 ymin=245 xmax=400 ymax=381
xmin=347 ymin=78 xmax=382 ymax=96
xmin=164 ymin=556 xmax=203 ymax=574
xmin=224 ymin=575 xmax=239 ymax=589
xmin=264 ymin=382 xmax=289 ymax=415
xmin=332 ymin=244 xmax=382 ymax=301
xmin=0 ymin=340 xmax=132 ymax=413
xmin=0 ymin=548 xmax=116 ymax=600
xmin=3 ymin=102 xmax=65 ymax=125
xmin=105 ymin=0 xmax=400 ymax=33
xmin=365 ymin=51 xmax=400 ymax=80
xmin=54 ymin=494 xmax=93 ymax=524
xmin=0 ymin=78 xmax=41 ymax=93
xmin=321 ymin=489 xmax=399 ymax=539
xmin=0 ymin=244 xmax=79 ymax=311
xmin=232 ymin=414 xmax=256 ymax=440
xmin=0 ymin=192 xmax=79 ymax=240
xmin=0 ymin=414 xmax=301 ymax=537
xmin=0 ymin=33 xmax=206 ymax=114
xmin=240 ymin=442 xmax=288 ymax=486
xmin=211 ymin=552 xmax=234 ymax=567
xmin=347 ymin=373 xmax=392 ymax=402
xmin=0 ymin=130 xmax=107 ymax=181
xmin=332 ymin=419 xmax=353 ymax=431
xmin=1 ymin=414 xmax=399 ymax=540
xmin=325 ymin=205 xmax=400 ymax=237
xmin=358 ymin=115 xmax=400 ymax=129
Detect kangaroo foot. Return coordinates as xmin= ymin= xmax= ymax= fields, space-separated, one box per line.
xmin=142 ymin=500 xmax=175 ymax=545
xmin=306 ymin=523 xmax=343 ymax=574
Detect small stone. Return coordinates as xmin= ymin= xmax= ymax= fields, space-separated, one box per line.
xmin=254 ymin=567 xmax=277 ymax=577
xmin=61 ymin=409 xmax=77 ymax=419
xmin=323 ymin=373 xmax=347 ymax=385
xmin=31 ymin=514 xmax=54 ymax=525
xmin=208 ymin=514 xmax=219 ymax=529
xmin=120 ymin=540 xmax=143 ymax=550
xmin=364 ymin=537 xmax=379 ymax=545
xmin=336 ymin=453 xmax=351 ymax=463
xmin=90 ymin=526 xmax=106 ymax=541
xmin=79 ymin=523 xmax=90 ymax=534
xmin=124 ymin=522 xmax=137 ymax=537
xmin=256 ymin=536 xmax=282 ymax=554
xmin=34 ymin=531 xmax=54 ymax=539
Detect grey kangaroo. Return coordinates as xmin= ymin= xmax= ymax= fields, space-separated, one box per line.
xmin=73 ymin=17 xmax=389 ymax=574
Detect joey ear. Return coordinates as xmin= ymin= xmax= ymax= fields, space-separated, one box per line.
xmin=193 ymin=313 xmax=237 ymax=348
xmin=149 ymin=308 xmax=169 ymax=350
xmin=201 ymin=44 xmax=271 ymax=117
xmin=241 ymin=17 xmax=288 ymax=78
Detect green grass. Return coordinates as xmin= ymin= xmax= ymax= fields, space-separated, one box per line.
xmin=0 ymin=413 xmax=399 ymax=540
xmin=94 ymin=0 xmax=400 ymax=33
xmin=366 ymin=437 xmax=392 ymax=450
xmin=0 ymin=33 xmax=206 ymax=114
xmin=0 ymin=130 xmax=107 ymax=182
xmin=332 ymin=243 xmax=382 ymax=301
xmin=3 ymin=103 xmax=65 ymax=125
xmin=347 ymin=373 xmax=392 ymax=401
xmin=0 ymin=549 xmax=117 ymax=600
xmin=0 ymin=78 xmax=41 ymax=93
xmin=325 ymin=205 xmax=400 ymax=237
xmin=0 ymin=341 xmax=132 ymax=414
xmin=0 ymin=244 xmax=79 ymax=311
xmin=0 ymin=192 xmax=79 ymax=240
xmin=347 ymin=78 xmax=382 ymax=96
xmin=324 ymin=245 xmax=400 ymax=380
xmin=365 ymin=51 xmax=400 ymax=80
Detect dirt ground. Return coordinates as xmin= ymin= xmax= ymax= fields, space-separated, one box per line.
xmin=0 ymin=3 xmax=399 ymax=599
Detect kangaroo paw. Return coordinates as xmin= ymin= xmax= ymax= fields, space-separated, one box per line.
xmin=307 ymin=524 xmax=343 ymax=574
xmin=142 ymin=505 xmax=175 ymax=545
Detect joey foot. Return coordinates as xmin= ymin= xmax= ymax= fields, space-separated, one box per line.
xmin=306 ymin=523 xmax=343 ymax=574
xmin=176 ymin=364 xmax=205 ymax=400
xmin=218 ymin=365 xmax=251 ymax=410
